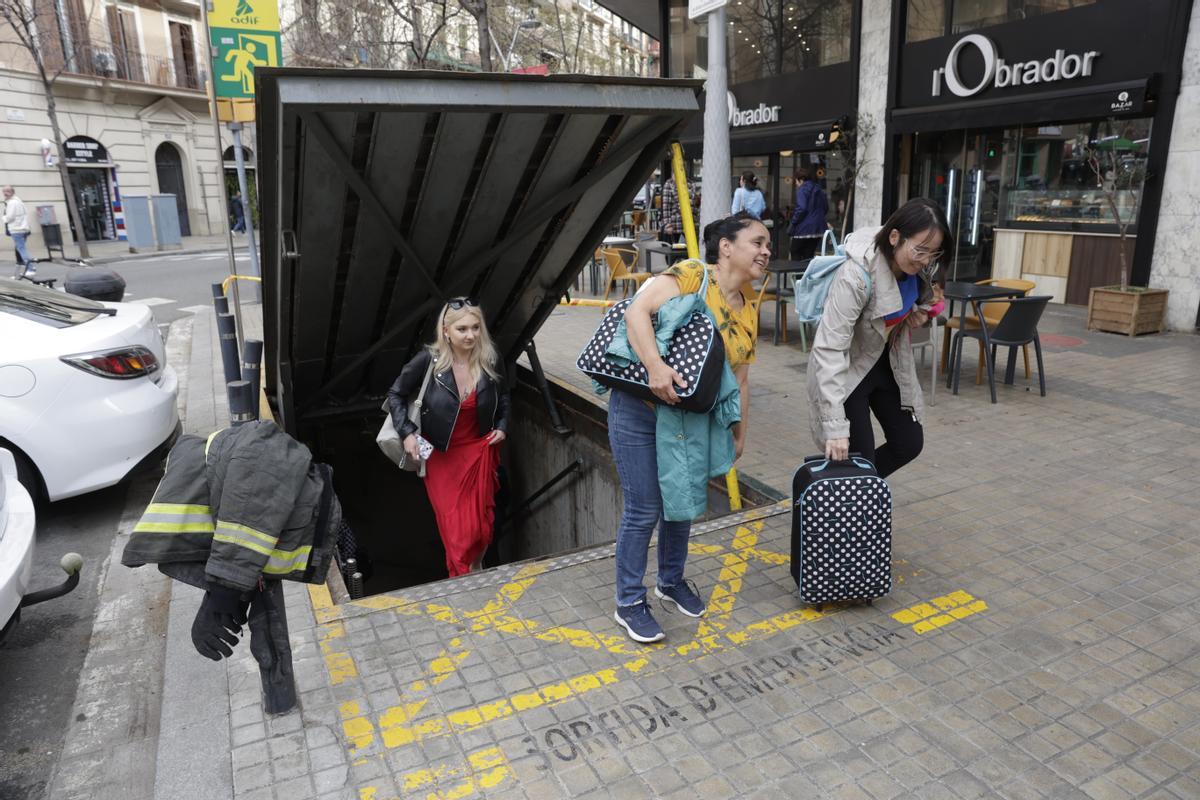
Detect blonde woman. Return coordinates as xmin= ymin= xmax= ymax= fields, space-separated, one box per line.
xmin=387 ymin=298 xmax=510 ymax=576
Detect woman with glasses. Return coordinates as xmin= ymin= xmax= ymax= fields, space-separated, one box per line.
xmin=807 ymin=197 xmax=949 ymax=478
xmin=387 ymin=298 xmax=510 ymax=577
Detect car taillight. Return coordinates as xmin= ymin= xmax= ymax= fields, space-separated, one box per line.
xmin=61 ymin=346 xmax=159 ymax=379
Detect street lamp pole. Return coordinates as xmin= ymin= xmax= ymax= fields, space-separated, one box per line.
xmin=490 ymin=15 xmax=542 ymax=71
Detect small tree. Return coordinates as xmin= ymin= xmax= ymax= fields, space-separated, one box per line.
xmin=1083 ymin=118 xmax=1140 ymax=289
xmin=1 ymin=0 xmax=94 ymax=258
xmin=828 ymin=112 xmax=878 ymax=241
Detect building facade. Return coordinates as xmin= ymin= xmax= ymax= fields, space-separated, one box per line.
xmin=0 ymin=0 xmax=234 ymax=257
xmin=625 ymin=0 xmax=1200 ymax=330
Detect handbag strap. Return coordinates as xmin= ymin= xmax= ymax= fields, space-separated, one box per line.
xmin=412 ymin=357 xmax=436 ymax=432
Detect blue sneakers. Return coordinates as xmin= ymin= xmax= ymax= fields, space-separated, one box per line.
xmin=614 ymin=601 xmax=665 ymax=643
xmin=655 ymin=581 xmax=707 ymax=618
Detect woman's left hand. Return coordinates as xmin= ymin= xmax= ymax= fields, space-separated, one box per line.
xmin=487 ymin=430 xmax=507 ymax=446
xmin=905 ymin=308 xmax=929 ymax=329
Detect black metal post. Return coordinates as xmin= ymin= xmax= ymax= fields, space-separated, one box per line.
xmin=214 ymin=295 xmax=229 ymax=316
xmin=211 ymin=282 xmax=225 ymax=301
xmin=525 ymin=341 xmax=571 ymax=436
xmin=241 ymin=339 xmax=263 ymax=421
xmin=216 ymin=312 xmax=241 ymax=387
xmin=227 ymin=379 xmax=255 ymax=426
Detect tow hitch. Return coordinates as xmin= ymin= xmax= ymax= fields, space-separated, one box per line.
xmin=20 ymin=553 xmax=84 ymax=608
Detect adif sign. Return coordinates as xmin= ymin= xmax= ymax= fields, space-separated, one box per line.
xmin=727 ymin=91 xmax=781 ymax=127
xmin=931 ymin=34 xmax=1100 ymax=98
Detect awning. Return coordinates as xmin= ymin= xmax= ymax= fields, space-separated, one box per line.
xmin=890 ymin=78 xmax=1154 ymax=134
xmin=255 ymin=68 xmax=700 ymax=433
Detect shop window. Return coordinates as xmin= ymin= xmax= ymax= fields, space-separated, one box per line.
xmin=951 ymin=0 xmax=1097 ymax=34
xmin=906 ymin=0 xmax=946 ymax=42
xmin=669 ymin=0 xmax=851 ymax=80
xmin=999 ymin=118 xmax=1151 ymax=231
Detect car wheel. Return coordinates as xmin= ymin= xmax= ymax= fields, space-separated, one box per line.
xmin=11 ymin=448 xmax=44 ymax=503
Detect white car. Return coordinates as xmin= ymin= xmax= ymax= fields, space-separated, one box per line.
xmin=1 ymin=447 xmax=83 ymax=640
xmin=0 ymin=279 xmax=180 ymax=501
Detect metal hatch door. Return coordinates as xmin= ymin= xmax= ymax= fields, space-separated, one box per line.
xmin=255 ymin=69 xmax=701 ymax=434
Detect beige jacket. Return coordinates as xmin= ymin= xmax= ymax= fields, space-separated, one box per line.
xmin=806 ymin=227 xmax=931 ymax=450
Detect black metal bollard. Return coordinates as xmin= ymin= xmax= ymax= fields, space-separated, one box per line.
xmin=227 ymin=380 xmax=255 ymax=426
xmin=241 ymin=339 xmax=263 ymax=421
xmin=216 ymin=312 xmax=240 ymax=387
xmin=211 ymin=282 xmax=225 ymax=301
xmin=214 ymin=295 xmax=229 ymax=316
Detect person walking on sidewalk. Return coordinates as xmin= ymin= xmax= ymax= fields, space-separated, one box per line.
xmin=230 ymin=191 xmax=246 ymax=233
xmin=3 ymin=186 xmax=34 ymax=277
xmin=387 ymin=298 xmax=510 ymax=577
xmin=610 ymin=211 xmax=768 ymax=644
xmin=659 ymin=173 xmax=695 ymax=245
xmin=807 ymin=197 xmax=948 ymax=477
xmin=731 ymin=171 xmax=766 ymax=220
xmin=788 ymin=168 xmax=828 ymax=261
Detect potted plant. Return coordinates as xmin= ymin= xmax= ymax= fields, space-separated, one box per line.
xmin=1084 ymin=119 xmax=1168 ymax=335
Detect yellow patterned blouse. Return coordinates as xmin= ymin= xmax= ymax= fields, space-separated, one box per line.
xmin=664 ymin=259 xmax=759 ymax=368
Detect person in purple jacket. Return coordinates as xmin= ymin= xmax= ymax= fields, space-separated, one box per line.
xmin=788 ymin=168 xmax=829 ymax=261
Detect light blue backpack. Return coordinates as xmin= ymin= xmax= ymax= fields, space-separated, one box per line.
xmin=793 ymin=230 xmax=872 ymax=325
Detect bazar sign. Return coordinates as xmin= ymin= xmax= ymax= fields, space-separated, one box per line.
xmin=727 ymin=91 xmax=781 ymax=127
xmin=931 ymin=34 xmax=1100 ymax=98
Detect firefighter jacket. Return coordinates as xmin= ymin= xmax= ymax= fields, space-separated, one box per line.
xmin=122 ymin=421 xmax=341 ymax=592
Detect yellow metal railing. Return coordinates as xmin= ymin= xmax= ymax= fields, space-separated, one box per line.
xmin=220 ymin=274 xmax=262 ymax=295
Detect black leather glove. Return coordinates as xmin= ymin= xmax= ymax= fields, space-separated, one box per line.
xmin=191 ymin=583 xmax=251 ymax=661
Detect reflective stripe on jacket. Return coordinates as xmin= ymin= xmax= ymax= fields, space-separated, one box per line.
xmin=122 ymin=421 xmax=340 ymax=591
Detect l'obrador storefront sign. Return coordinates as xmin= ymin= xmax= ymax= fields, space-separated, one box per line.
xmin=930 ymin=34 xmax=1100 ymax=98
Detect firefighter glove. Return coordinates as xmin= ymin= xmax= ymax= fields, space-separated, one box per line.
xmin=191 ymin=583 xmax=251 ymax=661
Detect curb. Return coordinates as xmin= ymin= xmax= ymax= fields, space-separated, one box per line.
xmin=89 ymin=245 xmax=243 ymax=265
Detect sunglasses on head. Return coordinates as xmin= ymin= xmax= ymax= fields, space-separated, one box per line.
xmin=446 ymin=297 xmax=478 ymax=310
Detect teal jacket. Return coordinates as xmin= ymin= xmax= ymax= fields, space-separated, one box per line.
xmin=594 ymin=276 xmax=742 ymax=521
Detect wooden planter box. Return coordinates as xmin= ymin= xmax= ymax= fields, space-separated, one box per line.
xmin=1086 ymin=286 xmax=1169 ymax=336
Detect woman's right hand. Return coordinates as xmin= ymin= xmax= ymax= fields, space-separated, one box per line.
xmin=824 ymin=437 xmax=850 ymax=461
xmin=647 ymin=361 xmax=686 ymax=405
xmin=403 ymin=433 xmax=421 ymax=462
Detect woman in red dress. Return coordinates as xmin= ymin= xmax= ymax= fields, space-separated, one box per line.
xmin=387 ymin=299 xmax=510 ymax=576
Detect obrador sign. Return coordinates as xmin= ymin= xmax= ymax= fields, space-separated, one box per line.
xmin=931 ymin=34 xmax=1100 ymax=98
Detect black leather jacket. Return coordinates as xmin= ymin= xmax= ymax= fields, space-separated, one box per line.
xmin=387 ymin=349 xmax=510 ymax=452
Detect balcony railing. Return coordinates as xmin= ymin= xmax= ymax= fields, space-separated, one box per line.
xmin=53 ymin=38 xmax=203 ymax=91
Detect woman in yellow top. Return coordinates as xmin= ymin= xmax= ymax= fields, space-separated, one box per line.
xmin=610 ymin=211 xmax=769 ymax=643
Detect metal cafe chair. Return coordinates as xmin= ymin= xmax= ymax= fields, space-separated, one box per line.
xmin=956 ymin=295 xmax=1052 ymax=403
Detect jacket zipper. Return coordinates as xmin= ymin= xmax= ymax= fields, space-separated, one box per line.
xmin=436 ymin=372 xmax=462 ymax=437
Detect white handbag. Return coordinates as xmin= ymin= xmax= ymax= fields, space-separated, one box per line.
xmin=376 ymin=359 xmax=435 ymax=476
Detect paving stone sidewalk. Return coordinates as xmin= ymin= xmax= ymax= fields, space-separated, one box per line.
xmin=175 ymin=294 xmax=1200 ymax=800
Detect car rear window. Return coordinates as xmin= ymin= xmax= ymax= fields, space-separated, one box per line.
xmin=0 ymin=281 xmax=105 ymax=326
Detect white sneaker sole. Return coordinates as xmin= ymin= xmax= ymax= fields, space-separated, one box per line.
xmin=613 ymin=610 xmax=665 ymax=643
xmin=654 ymin=586 xmax=707 ymax=618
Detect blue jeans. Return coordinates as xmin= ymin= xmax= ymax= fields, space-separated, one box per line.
xmin=11 ymin=232 xmax=31 ymax=269
xmin=608 ymin=389 xmax=691 ymax=606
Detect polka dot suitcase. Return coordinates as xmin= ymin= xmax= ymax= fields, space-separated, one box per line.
xmin=791 ymin=455 xmax=892 ymax=605
xmin=575 ymin=297 xmax=726 ymax=414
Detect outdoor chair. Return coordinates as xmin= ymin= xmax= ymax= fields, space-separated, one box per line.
xmin=955 ymin=295 xmax=1052 ymax=403
xmin=909 ymin=313 xmax=940 ymax=405
xmin=941 ymin=278 xmax=1036 ymax=384
xmin=601 ymin=246 xmax=650 ymax=301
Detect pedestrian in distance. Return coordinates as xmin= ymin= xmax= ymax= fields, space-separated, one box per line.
xmin=730 ymin=170 xmax=766 ymax=220
xmin=610 ymin=211 xmax=768 ymax=644
xmin=387 ymin=298 xmax=510 ymax=577
xmin=230 ymin=191 xmax=246 ymax=234
xmin=808 ymin=197 xmax=949 ymax=478
xmin=659 ymin=172 xmax=695 ymax=245
xmin=3 ymin=186 xmax=34 ymax=277
xmin=788 ymin=168 xmax=829 ymax=261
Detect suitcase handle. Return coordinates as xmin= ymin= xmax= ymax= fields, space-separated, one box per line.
xmin=804 ymin=454 xmax=875 ymax=472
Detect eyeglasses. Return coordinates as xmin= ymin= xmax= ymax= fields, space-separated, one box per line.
xmin=446 ymin=297 xmax=478 ymax=310
xmin=906 ymin=240 xmax=943 ymax=263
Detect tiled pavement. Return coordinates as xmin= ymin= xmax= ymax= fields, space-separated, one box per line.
xmin=185 ymin=292 xmax=1200 ymax=800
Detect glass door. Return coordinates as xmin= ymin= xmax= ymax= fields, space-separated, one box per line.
xmin=907 ymin=129 xmax=1001 ymax=283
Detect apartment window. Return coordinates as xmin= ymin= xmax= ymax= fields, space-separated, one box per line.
xmin=105 ymin=5 xmax=142 ymax=81
xmin=168 ymin=21 xmax=199 ymax=89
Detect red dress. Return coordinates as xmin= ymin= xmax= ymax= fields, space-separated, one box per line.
xmin=423 ymin=391 xmax=501 ymax=577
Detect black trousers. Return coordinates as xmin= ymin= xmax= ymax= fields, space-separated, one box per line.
xmin=844 ymin=348 xmax=923 ymax=479
xmin=790 ymin=236 xmax=819 ymax=261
